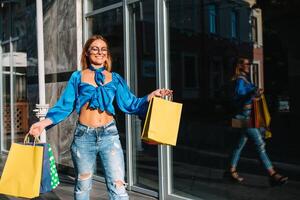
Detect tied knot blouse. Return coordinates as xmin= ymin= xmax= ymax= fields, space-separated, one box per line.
xmin=46 ymin=70 xmax=149 ymax=127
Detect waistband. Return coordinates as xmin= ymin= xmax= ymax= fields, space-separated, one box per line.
xmin=76 ymin=119 xmax=116 ymax=131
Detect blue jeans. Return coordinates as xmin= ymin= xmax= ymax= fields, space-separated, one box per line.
xmin=71 ymin=120 xmax=129 ymax=200
xmin=231 ymin=109 xmax=273 ymax=170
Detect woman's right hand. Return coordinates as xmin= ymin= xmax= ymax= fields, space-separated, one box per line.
xmin=147 ymin=88 xmax=173 ymax=101
xmin=28 ymin=118 xmax=52 ymax=137
xmin=255 ymin=88 xmax=264 ymax=97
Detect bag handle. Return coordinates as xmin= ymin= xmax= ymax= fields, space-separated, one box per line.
xmin=24 ymin=133 xmax=41 ymax=145
xmin=163 ymin=93 xmax=173 ymax=102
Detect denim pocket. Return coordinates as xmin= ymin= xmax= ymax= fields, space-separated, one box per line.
xmin=74 ymin=127 xmax=85 ymax=138
xmin=105 ymin=125 xmax=118 ymax=136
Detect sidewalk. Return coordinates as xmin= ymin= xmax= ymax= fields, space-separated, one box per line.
xmin=0 ymin=154 xmax=157 ymax=200
xmin=1 ymin=150 xmax=300 ymax=200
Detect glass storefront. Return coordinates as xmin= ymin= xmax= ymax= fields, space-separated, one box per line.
xmin=1 ymin=0 xmax=300 ymax=199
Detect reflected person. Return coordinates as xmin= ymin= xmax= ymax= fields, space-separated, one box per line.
xmin=226 ymin=58 xmax=288 ymax=186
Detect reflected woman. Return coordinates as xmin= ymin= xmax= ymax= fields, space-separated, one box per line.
xmin=28 ymin=35 xmax=172 ymax=200
xmin=226 ymin=57 xmax=288 ymax=186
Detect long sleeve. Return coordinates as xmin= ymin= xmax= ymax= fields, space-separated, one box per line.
xmin=46 ymin=71 xmax=79 ymax=128
xmin=235 ymin=78 xmax=257 ymax=105
xmin=115 ymin=73 xmax=149 ymax=117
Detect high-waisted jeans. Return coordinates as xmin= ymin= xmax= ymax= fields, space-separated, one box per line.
xmin=71 ymin=120 xmax=129 ymax=200
xmin=231 ymin=110 xmax=273 ymax=170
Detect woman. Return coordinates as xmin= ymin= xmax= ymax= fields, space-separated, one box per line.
xmin=28 ymin=35 xmax=172 ymax=200
xmin=227 ymin=58 xmax=288 ymax=186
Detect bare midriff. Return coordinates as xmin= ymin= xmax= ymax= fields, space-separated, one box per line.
xmin=79 ymin=103 xmax=114 ymax=128
xmin=78 ymin=69 xmax=114 ymax=128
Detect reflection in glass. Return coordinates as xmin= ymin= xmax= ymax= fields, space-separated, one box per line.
xmin=12 ymin=1 xmax=26 ymax=38
xmin=0 ymin=3 xmax=10 ymax=41
xmin=168 ymin=0 xmax=258 ymax=199
xmin=0 ymin=1 xmax=37 ymax=151
xmin=88 ymin=8 xmax=125 ymax=177
xmin=12 ymin=42 xmax=28 ymax=144
xmin=129 ymin=1 xmax=158 ymax=191
xmin=91 ymin=0 xmax=121 ymax=11
xmin=2 ymin=63 xmax=12 ymax=150
xmin=208 ymin=4 xmax=217 ymax=34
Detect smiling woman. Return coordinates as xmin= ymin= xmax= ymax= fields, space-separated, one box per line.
xmin=28 ymin=35 xmax=173 ymax=200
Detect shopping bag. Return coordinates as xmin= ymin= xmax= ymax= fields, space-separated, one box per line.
xmin=261 ymin=94 xmax=272 ymax=139
xmin=231 ymin=118 xmax=252 ymax=128
xmin=253 ymin=97 xmax=265 ymax=128
xmin=48 ymin=144 xmax=60 ymax=189
xmin=39 ymin=143 xmax=52 ymax=193
xmin=22 ymin=134 xmax=52 ymax=193
xmin=0 ymin=139 xmax=43 ymax=198
xmin=253 ymin=94 xmax=272 ymax=139
xmin=261 ymin=94 xmax=271 ymax=127
xmin=141 ymin=97 xmax=183 ymax=146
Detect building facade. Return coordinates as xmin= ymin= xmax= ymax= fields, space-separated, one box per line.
xmin=3 ymin=0 xmax=299 ymax=200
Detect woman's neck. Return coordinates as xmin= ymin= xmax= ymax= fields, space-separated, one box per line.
xmin=240 ymin=71 xmax=247 ymax=76
xmin=91 ymin=64 xmax=104 ymax=69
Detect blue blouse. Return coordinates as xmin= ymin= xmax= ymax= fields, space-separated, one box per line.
xmin=234 ymin=75 xmax=257 ymax=106
xmin=46 ymin=70 xmax=149 ymax=127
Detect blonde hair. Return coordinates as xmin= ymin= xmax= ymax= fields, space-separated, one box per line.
xmin=232 ymin=58 xmax=249 ymax=80
xmin=80 ymin=35 xmax=112 ymax=71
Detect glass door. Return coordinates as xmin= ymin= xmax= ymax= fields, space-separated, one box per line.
xmin=128 ymin=0 xmax=158 ymax=195
xmin=86 ymin=7 xmax=126 ymax=178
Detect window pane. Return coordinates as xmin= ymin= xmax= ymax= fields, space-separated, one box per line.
xmin=251 ymin=17 xmax=258 ymax=42
xmin=168 ymin=0 xmax=284 ymax=199
xmin=1 ymin=1 xmax=38 ymax=151
xmin=231 ymin=10 xmax=237 ymax=38
xmin=129 ymin=0 xmax=158 ymax=192
xmin=0 ymin=3 xmax=10 ymax=41
xmin=208 ymin=4 xmax=216 ymax=34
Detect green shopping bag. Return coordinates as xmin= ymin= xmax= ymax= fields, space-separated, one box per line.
xmin=47 ymin=144 xmax=59 ymax=189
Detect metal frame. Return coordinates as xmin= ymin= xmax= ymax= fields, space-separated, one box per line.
xmin=9 ymin=37 xmax=14 ymax=143
xmin=76 ymin=0 xmax=83 ymax=70
xmin=154 ymin=0 xmax=168 ymax=199
xmin=0 ymin=41 xmax=3 ymax=152
xmin=123 ymin=0 xmax=134 ymax=192
xmin=36 ymin=0 xmax=47 ymax=143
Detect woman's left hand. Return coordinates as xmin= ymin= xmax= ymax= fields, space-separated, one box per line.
xmin=148 ymin=88 xmax=173 ymax=101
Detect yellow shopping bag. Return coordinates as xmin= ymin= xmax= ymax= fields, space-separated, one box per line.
xmin=141 ymin=97 xmax=183 ymax=146
xmin=0 ymin=138 xmax=44 ymax=198
xmin=261 ymin=94 xmax=271 ymax=127
xmin=253 ymin=94 xmax=272 ymax=139
xmin=261 ymin=94 xmax=272 ymax=139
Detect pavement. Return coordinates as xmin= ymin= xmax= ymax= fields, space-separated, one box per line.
xmin=0 ymin=154 xmax=157 ymax=200
xmin=1 ymin=150 xmax=300 ymax=200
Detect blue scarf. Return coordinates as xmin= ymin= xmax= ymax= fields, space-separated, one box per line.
xmin=88 ymin=65 xmax=105 ymax=86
